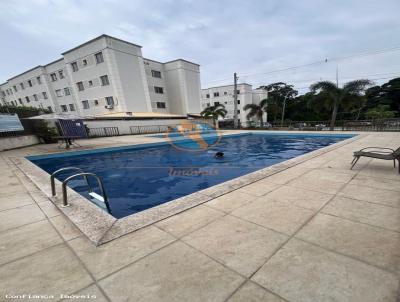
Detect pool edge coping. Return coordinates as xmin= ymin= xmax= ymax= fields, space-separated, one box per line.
xmin=10 ymin=131 xmax=365 ymax=245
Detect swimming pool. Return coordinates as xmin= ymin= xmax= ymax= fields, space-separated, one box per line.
xmin=28 ymin=133 xmax=354 ymax=218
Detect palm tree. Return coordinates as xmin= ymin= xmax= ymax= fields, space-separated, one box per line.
xmin=310 ymin=79 xmax=372 ymax=131
xmin=200 ymin=104 xmax=227 ymax=127
xmin=243 ymin=98 xmax=268 ymax=127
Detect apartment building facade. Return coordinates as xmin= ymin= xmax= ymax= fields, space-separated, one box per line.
xmin=201 ymin=83 xmax=268 ymax=125
xmin=0 ymin=35 xmax=202 ymax=117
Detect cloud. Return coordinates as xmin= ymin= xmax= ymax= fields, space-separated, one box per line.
xmin=0 ymin=0 xmax=399 ymax=92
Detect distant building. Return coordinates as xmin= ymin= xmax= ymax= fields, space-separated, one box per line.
xmin=0 ymin=35 xmax=201 ymax=117
xmin=201 ymin=83 xmax=268 ymax=126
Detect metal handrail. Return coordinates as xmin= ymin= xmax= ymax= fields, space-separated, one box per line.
xmin=50 ymin=167 xmax=92 ymax=196
xmin=61 ymin=172 xmax=111 ymax=214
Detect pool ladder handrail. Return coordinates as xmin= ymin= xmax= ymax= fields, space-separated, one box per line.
xmin=50 ymin=167 xmax=111 ymax=214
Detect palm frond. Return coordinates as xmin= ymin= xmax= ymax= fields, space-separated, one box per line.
xmin=310 ymin=81 xmax=339 ymax=93
xmin=343 ymin=79 xmax=373 ymax=95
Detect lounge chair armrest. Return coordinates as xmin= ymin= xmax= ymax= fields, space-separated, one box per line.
xmin=359 ymin=147 xmax=395 ymax=152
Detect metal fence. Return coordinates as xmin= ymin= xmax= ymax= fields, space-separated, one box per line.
xmin=130 ymin=125 xmax=172 ymax=135
xmin=240 ymin=118 xmax=400 ymax=132
xmin=87 ymin=127 xmax=120 ymax=137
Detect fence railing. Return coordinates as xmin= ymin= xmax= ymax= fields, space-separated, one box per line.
xmin=244 ymin=118 xmax=400 ymax=132
xmin=87 ymin=127 xmax=120 ymax=137
xmin=130 ymin=125 xmax=172 ymax=135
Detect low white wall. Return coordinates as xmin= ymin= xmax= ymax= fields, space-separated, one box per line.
xmin=0 ymin=135 xmax=40 ymax=151
xmin=84 ymin=119 xmax=211 ymax=135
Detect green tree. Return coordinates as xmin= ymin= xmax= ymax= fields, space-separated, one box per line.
xmin=200 ymin=104 xmax=227 ymax=127
xmin=243 ymin=99 xmax=268 ymax=126
xmin=310 ymin=79 xmax=372 ymax=130
xmin=366 ymin=105 xmax=396 ymax=119
xmin=365 ymin=78 xmax=400 ymax=115
xmin=258 ymin=82 xmax=298 ymax=123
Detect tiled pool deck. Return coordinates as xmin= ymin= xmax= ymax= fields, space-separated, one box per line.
xmin=0 ymin=131 xmax=399 ymax=302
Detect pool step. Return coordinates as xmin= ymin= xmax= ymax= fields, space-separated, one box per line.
xmin=89 ymin=192 xmax=105 ymax=202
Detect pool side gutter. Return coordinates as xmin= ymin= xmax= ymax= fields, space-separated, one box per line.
xmin=10 ymin=132 xmax=365 ymax=245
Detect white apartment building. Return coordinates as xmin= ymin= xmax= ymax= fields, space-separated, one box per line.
xmin=201 ymin=84 xmax=268 ymax=125
xmin=0 ymin=35 xmax=201 ymax=117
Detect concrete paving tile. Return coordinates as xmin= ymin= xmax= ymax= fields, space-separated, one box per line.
xmin=0 ymin=193 xmax=34 ymax=211
xmin=228 ymin=282 xmax=286 ymax=302
xmin=287 ymin=174 xmax=345 ymax=194
xmin=262 ymin=167 xmax=311 ymax=185
xmin=350 ymin=175 xmax=400 ymax=192
xmin=205 ymin=191 xmax=257 ymax=213
xmin=302 ymin=169 xmax=354 ymax=183
xmin=0 ymin=220 xmax=62 ymax=265
xmin=323 ymin=196 xmax=400 ymax=232
xmin=99 ymin=241 xmax=244 ymax=302
xmin=62 ymin=284 xmax=108 ymax=301
xmin=50 ymin=215 xmax=82 ymax=241
xmin=231 ymin=198 xmax=314 ymax=235
xmin=338 ymin=183 xmax=400 ymax=208
xmin=0 ymin=244 xmax=93 ymax=301
xmin=183 ymin=215 xmax=288 ymax=276
xmin=296 ymin=213 xmax=400 ymax=273
xmin=236 ymin=181 xmax=281 ymax=197
xmin=0 ymin=204 xmax=45 ymax=232
xmin=264 ymin=185 xmax=333 ymax=211
xmin=155 ymin=205 xmax=225 ymax=238
xmin=69 ymin=226 xmax=175 ymax=280
xmin=0 ymin=176 xmax=20 ymax=187
xmin=0 ymin=183 xmax=27 ymax=196
xmin=38 ymin=201 xmax=61 ymax=218
xmin=252 ymin=239 xmax=399 ymax=302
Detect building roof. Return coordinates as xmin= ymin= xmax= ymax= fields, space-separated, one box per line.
xmin=7 ymin=65 xmax=44 ymax=82
xmin=92 ymin=111 xmax=188 ymax=120
xmin=201 ymin=83 xmax=252 ymax=90
xmin=163 ymin=59 xmax=200 ymax=66
xmin=61 ymin=34 xmax=143 ymax=55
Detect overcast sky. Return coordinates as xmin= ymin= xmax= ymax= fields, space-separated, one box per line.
xmin=1 ymin=0 xmax=399 ymax=93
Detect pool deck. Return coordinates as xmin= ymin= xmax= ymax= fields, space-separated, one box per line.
xmin=0 ymin=131 xmax=399 ymax=302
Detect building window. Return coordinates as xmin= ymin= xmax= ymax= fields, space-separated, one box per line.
xmin=213 ymin=92 xmax=219 ymax=97
xmin=71 ymin=62 xmax=78 ymax=72
xmin=94 ymin=99 xmax=99 ymax=106
xmin=88 ymin=80 xmax=93 ymax=87
xmin=214 ymin=101 xmax=220 ymax=105
xmin=206 ymin=103 xmax=210 ymax=107
xmin=237 ymin=90 xmax=240 ymax=94
xmin=76 ymin=82 xmax=84 ymax=91
xmin=13 ymin=86 xmax=17 ymax=92
xmin=237 ymin=100 xmax=240 ymax=104
xmin=58 ymin=70 xmax=64 ymax=79
xmin=20 ymin=83 xmax=24 ymax=90
xmin=64 ymin=87 xmax=70 ymax=96
xmin=154 ymin=86 xmax=164 ymax=94
xmin=69 ymin=104 xmax=75 ymax=111
xmin=105 ymin=96 xmax=114 ymax=106
xmin=237 ymin=110 xmax=240 ymax=114
xmin=33 ymin=94 xmax=38 ymax=101
xmin=47 ymin=106 xmax=53 ymax=113
xmin=82 ymin=100 xmax=90 ymax=109
xmin=100 ymin=75 xmax=110 ymax=86
xmin=18 ymin=98 xmax=22 ymax=104
xmin=224 ymin=91 xmax=227 ymax=95
xmin=95 ymin=52 xmax=104 ymax=64
xmin=206 ymin=94 xmax=210 ymax=98
xmin=28 ymin=80 xmax=33 ymax=87
xmin=25 ymin=96 xmax=30 ymax=103
xmin=156 ymin=102 xmax=166 ymax=109
xmin=82 ymin=59 xmax=87 ymax=66
xmin=61 ymin=105 xmax=68 ymax=112
xmin=50 ymin=73 xmax=57 ymax=81
xmin=42 ymin=92 xmax=48 ymax=99
xmin=55 ymin=89 xmax=62 ymax=97
xmin=151 ymin=70 xmax=162 ymax=78
xmin=36 ymin=76 xmax=41 ymax=84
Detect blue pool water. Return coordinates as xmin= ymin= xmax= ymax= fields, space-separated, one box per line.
xmin=28 ymin=133 xmax=354 ymax=218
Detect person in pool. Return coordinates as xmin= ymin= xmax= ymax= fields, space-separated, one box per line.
xmin=214 ymin=151 xmax=224 ymax=159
